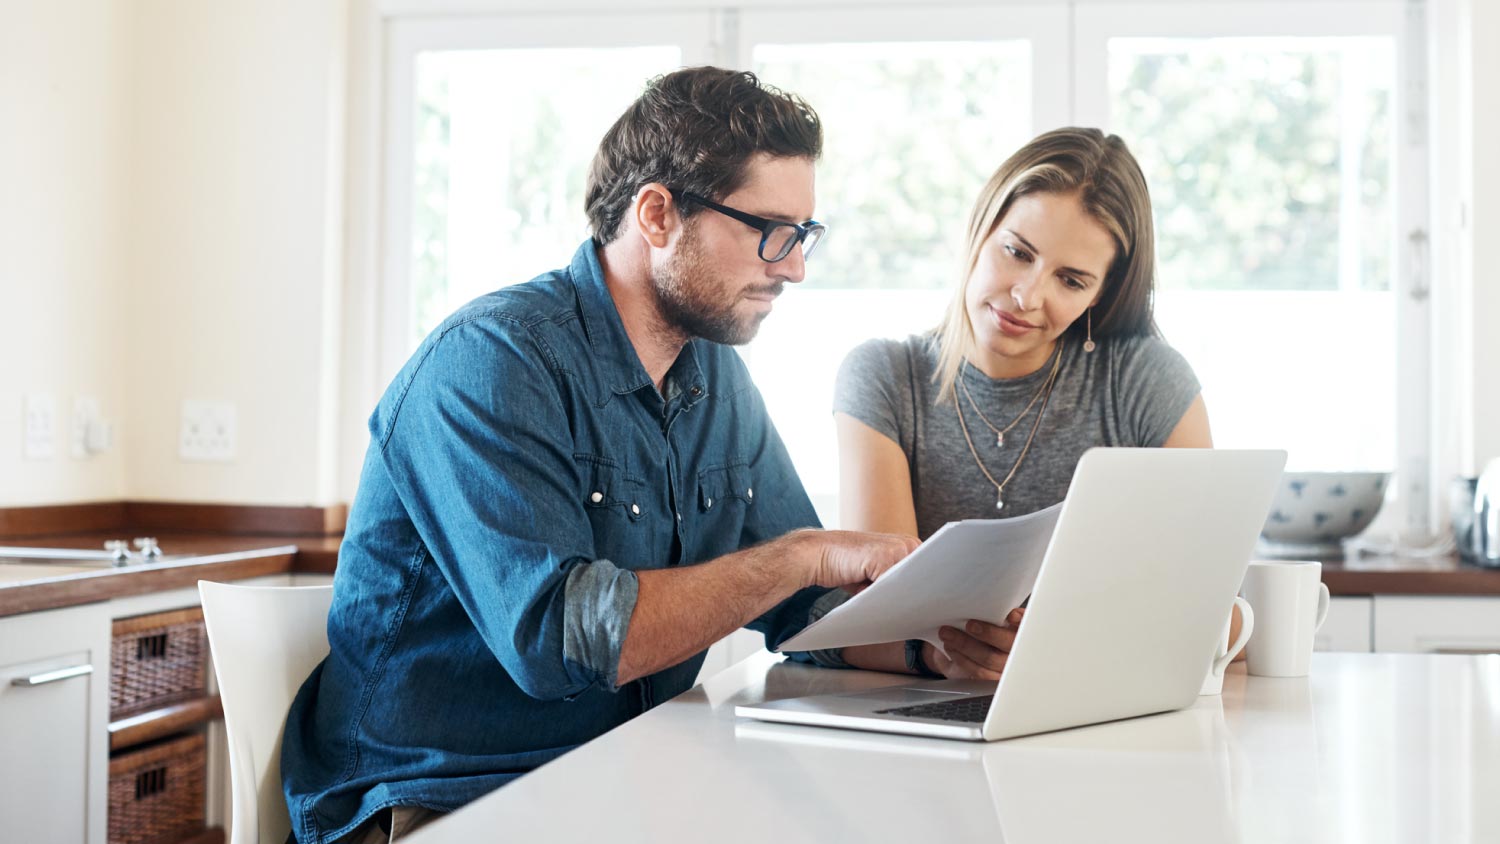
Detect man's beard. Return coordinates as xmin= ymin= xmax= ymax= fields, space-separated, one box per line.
xmin=652 ymin=227 xmax=782 ymax=346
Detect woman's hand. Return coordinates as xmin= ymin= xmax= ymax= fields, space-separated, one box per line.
xmin=925 ymin=607 xmax=1026 ymax=681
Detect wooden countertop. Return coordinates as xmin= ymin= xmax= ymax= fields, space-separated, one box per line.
xmin=0 ymin=531 xmax=340 ymax=617
xmin=1319 ymin=552 xmax=1500 ymax=596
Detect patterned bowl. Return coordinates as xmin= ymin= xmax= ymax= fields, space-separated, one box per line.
xmin=1258 ymin=471 xmax=1391 ymax=559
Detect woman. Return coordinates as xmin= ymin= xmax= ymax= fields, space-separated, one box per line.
xmin=834 ymin=128 xmax=1218 ymax=679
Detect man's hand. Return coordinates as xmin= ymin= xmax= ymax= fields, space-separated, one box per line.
xmin=794 ymin=529 xmax=921 ymax=593
xmin=924 ymin=607 xmax=1026 ymax=681
xmin=621 ymin=529 xmax=917 ymax=686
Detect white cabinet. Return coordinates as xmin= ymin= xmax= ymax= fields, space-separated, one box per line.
xmin=1372 ymin=596 xmax=1500 ymax=653
xmin=1314 ymin=596 xmax=1373 ymax=652
xmin=0 ymin=602 xmax=111 ymax=844
xmin=0 ymin=573 xmax=305 ymax=844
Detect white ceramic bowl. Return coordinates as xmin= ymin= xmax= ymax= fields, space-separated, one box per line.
xmin=1258 ymin=471 xmax=1391 ymax=558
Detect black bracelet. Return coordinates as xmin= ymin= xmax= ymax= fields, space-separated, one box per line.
xmin=904 ymin=638 xmax=939 ymax=677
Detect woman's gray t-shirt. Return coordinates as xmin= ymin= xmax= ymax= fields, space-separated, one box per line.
xmin=833 ymin=333 xmax=1201 ymax=540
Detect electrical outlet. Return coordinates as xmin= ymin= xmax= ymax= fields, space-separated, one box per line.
xmin=179 ymin=399 xmax=237 ymax=462
xmin=23 ymin=394 xmax=56 ymax=460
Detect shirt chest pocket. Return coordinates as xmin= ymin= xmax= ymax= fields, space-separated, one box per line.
xmin=698 ymin=463 xmax=755 ymax=513
xmin=576 ymin=454 xmax=647 ymax=523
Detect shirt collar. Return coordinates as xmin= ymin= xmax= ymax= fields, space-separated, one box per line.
xmin=568 ymin=240 xmax=708 ymax=407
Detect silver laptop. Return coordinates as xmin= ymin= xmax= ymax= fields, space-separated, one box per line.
xmin=736 ymin=447 xmax=1286 ymax=741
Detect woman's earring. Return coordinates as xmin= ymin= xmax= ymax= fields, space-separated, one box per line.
xmin=1083 ymin=308 xmax=1096 ymax=353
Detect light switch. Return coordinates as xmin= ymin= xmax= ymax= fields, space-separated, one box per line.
xmin=23 ymin=394 xmax=56 ymax=460
xmin=71 ymin=396 xmax=109 ymax=459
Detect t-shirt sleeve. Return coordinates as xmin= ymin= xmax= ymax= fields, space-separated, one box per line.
xmin=1113 ymin=336 xmax=1202 ymax=447
xmin=832 ymin=338 xmax=909 ymax=445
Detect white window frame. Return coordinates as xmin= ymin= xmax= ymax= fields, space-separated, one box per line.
xmin=734 ymin=3 xmax=1071 ymax=131
xmin=360 ymin=0 xmax=1440 ymax=538
xmin=1073 ymin=1 xmax=1433 ymax=538
xmin=378 ymin=11 xmax=718 ymax=379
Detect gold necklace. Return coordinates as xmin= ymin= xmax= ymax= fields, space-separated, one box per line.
xmin=959 ymin=347 xmax=1063 ymax=448
xmin=954 ymin=352 xmax=1062 ymax=511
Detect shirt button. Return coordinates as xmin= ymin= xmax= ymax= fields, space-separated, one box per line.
xmin=631 ymin=504 xmax=641 ymax=516
xmin=705 ymin=497 xmax=713 ymax=509
xmin=676 ymin=512 xmax=682 ymax=522
xmin=690 ymin=385 xmax=702 ymax=396
xmin=747 ymin=487 xmax=754 ymax=500
xmin=590 ymin=492 xmax=603 ymax=503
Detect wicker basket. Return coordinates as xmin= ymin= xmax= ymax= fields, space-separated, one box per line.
xmin=107 ymin=732 xmax=207 ymax=844
xmin=110 ymin=607 xmax=208 ymax=719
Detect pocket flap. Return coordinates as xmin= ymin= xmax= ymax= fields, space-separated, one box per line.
xmin=576 ymin=454 xmax=645 ymax=520
xmin=698 ymin=463 xmax=754 ymax=511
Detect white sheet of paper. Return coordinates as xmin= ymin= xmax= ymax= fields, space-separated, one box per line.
xmin=777 ymin=503 xmax=1062 ymax=654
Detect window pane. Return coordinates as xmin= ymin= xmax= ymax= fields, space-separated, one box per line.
xmin=410 ymin=47 xmax=681 ymax=347
xmin=1112 ymin=37 xmax=1393 ymax=292
xmin=748 ymin=43 xmax=1033 ymax=516
xmin=754 ymin=41 xmax=1033 ymax=290
xmin=1110 ymin=37 xmax=1397 ymax=470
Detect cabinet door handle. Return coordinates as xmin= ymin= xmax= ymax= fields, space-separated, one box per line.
xmin=10 ymin=664 xmax=94 ymax=687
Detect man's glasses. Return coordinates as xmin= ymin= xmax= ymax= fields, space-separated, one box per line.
xmin=675 ymin=190 xmax=826 ymax=263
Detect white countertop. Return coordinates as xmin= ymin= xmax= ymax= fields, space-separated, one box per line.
xmin=409 ymin=652 xmax=1500 ymax=843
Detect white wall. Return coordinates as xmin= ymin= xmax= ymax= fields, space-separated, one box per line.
xmin=0 ymin=0 xmax=132 ymax=506
xmin=1 ymin=0 xmax=348 ymax=508
xmin=122 ymin=0 xmax=348 ymax=505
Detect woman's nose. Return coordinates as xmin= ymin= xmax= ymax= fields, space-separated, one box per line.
xmin=1011 ymin=274 xmax=1042 ymax=310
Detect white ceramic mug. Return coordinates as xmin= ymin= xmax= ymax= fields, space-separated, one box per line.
xmin=1241 ymin=560 xmax=1331 ymax=677
xmin=1200 ymin=596 xmax=1255 ymax=695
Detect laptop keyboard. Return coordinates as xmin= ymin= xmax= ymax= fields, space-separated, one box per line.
xmin=875 ymin=694 xmax=994 ymax=723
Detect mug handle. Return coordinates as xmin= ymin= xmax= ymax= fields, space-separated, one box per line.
xmin=1313 ymin=582 xmax=1331 ymax=632
xmin=1211 ymin=596 xmax=1255 ymax=677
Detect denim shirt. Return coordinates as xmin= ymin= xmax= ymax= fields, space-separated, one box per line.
xmin=281 ymin=241 xmax=843 ymax=843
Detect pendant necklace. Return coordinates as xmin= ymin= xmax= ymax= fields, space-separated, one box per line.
xmin=958 ymin=346 xmax=1062 ymax=448
xmin=953 ymin=350 xmax=1062 ymax=511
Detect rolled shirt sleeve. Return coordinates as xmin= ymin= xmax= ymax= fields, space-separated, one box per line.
xmin=560 ymin=558 xmax=639 ymax=690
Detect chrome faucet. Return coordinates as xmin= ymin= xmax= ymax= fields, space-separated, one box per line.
xmin=134 ymin=537 xmax=162 ymax=561
xmin=103 ymin=537 xmax=162 ymax=567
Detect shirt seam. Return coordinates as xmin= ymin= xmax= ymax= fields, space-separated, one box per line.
xmin=376 ymin=311 xmax=568 ymax=452
xmin=334 ymin=542 xmax=430 ymax=789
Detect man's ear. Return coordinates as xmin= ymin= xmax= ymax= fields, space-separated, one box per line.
xmin=634 ymin=183 xmax=676 ymax=249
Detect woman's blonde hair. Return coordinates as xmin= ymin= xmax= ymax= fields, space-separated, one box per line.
xmin=932 ymin=127 xmax=1159 ymax=401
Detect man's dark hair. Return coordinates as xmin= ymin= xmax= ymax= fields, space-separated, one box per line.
xmin=585 ymin=66 xmax=823 ymax=245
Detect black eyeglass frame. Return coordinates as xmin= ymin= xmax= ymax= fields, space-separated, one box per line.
xmin=674 ymin=190 xmax=826 ymax=263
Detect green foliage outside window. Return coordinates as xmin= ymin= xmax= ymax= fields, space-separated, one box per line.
xmin=1111 ymin=39 xmax=1393 ymax=292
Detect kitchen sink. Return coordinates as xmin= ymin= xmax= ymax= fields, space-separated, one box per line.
xmin=0 ymin=562 xmax=104 ymax=583
xmin=0 ymin=542 xmax=184 ymax=569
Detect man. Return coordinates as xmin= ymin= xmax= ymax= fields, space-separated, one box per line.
xmin=282 ymin=67 xmax=1012 ymax=844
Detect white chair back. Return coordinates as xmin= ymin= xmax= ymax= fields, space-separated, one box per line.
xmin=199 ymin=581 xmax=333 ymax=844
